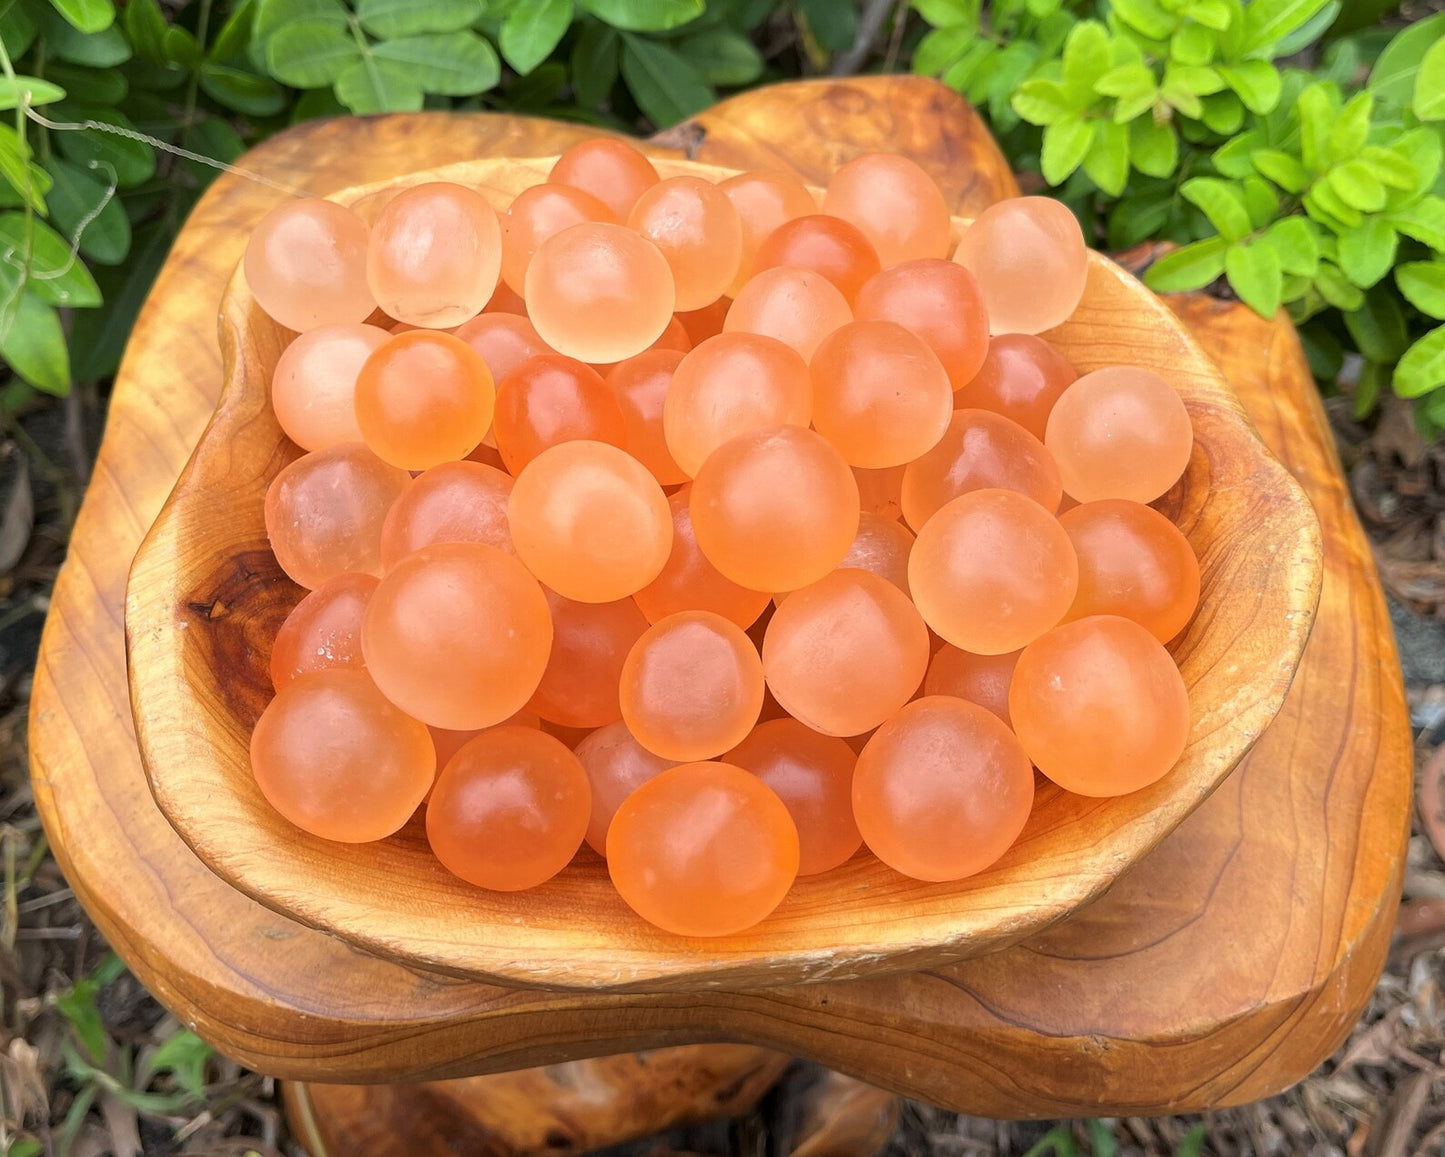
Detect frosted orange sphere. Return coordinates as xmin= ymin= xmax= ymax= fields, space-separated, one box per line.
xmin=502 ymin=182 xmax=615 ymax=294
xmin=269 ymin=572 xmax=378 ymax=689
xmin=251 ymin=670 xmax=434 ymax=842
xmin=924 ymin=645 xmax=1019 ymax=725
xmin=549 ymin=138 xmax=660 ymax=221
xmin=607 ymin=761 xmax=799 ymax=937
xmin=628 ymin=176 xmax=743 ymax=311
xmin=619 ymin=611 xmax=765 ymax=761
xmin=764 ymin=569 xmax=928 ymax=737
xmin=853 ymin=697 xmax=1033 ymax=881
xmin=955 ymin=333 xmax=1076 ymax=439
xmin=854 ymin=259 xmax=989 ymax=390
xmin=1060 ymin=500 xmax=1200 ymax=642
xmin=754 ymin=215 xmax=881 ymax=302
xmin=1010 ymin=615 xmax=1190 ymax=796
xmin=908 ymin=488 xmax=1078 ymax=655
xmin=663 ymin=333 xmax=812 ymax=477
xmin=726 ymin=718 xmax=859 ymax=875
xmin=632 ymin=487 xmax=773 ymax=629
xmin=270 ymin=323 xmax=388 ymax=451
xmin=901 ymin=409 xmax=1063 ymax=530
xmin=355 ymin=331 xmax=495 ymax=470
xmin=244 ymin=198 xmax=374 ymax=332
xmin=426 ymin=727 xmax=590 ymax=891
xmin=677 ymin=297 xmax=732 ymax=345
xmin=526 ymin=222 xmax=675 ymax=364
xmin=691 ymin=425 xmax=860 ymax=593
xmin=427 ymin=709 xmax=541 ymax=774
xmin=367 ymin=182 xmax=502 ymax=328
xmin=453 ymin=312 xmax=551 ymax=385
xmin=574 ymin=721 xmax=675 ymax=855
xmin=509 ymin=441 xmax=673 ymax=602
xmin=809 ymin=321 xmax=953 ymax=468
xmin=530 ymin=589 xmax=649 ymax=728
xmin=719 ymin=170 xmax=816 ymax=294
xmin=724 ymin=267 xmax=852 ymax=361
xmin=853 ymin=465 xmax=905 ymax=521
xmin=605 ymin=349 xmax=688 ymax=485
xmin=1045 ymin=367 xmax=1194 ymax=503
xmin=493 ymin=354 xmax=627 ymax=474
xmin=379 ymin=460 xmax=514 ymax=568
xmin=265 ymin=443 xmax=411 ymax=589
xmin=822 ymin=153 xmax=952 ymax=266
xmin=953 ymin=197 xmax=1087 ymax=335
xmin=362 ymin=543 xmax=552 ymax=730
xmin=836 ymin=513 xmax=915 ymax=597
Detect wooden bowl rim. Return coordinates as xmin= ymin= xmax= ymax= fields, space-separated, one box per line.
xmin=126 ymin=153 xmax=1324 ymax=992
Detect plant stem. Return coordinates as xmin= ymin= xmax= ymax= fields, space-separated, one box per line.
xmin=177 ymin=0 xmax=214 ymax=153
xmin=0 ymin=33 xmax=34 ymax=312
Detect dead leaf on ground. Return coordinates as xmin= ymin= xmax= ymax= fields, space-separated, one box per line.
xmin=0 ymin=443 xmax=32 ymax=576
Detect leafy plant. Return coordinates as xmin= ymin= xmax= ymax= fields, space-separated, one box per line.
xmin=914 ymin=0 xmax=1445 ymax=433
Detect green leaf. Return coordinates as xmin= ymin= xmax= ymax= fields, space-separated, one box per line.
xmin=677 ymin=29 xmax=764 ymax=87
xmin=1241 ymin=176 xmax=1278 ymax=228
xmin=1395 ymin=323 xmax=1445 ymax=396
xmin=355 ymin=0 xmax=482 ymax=38
xmin=1358 ymin=145 xmax=1419 ymax=192
xmin=1130 ymin=117 xmax=1178 ymax=177
xmin=1083 ymin=120 xmax=1129 ymax=195
xmin=0 ymin=3 xmax=38 ymax=58
xmin=1306 ymin=181 xmax=1363 ymax=229
xmin=69 ymin=221 xmax=170 ymax=380
xmin=52 ymin=106 xmax=155 ymax=187
xmin=1110 ymin=0 xmax=1175 ymax=38
xmin=1251 ymin=147 xmax=1309 ymax=193
xmin=1108 ymin=192 xmax=1174 ymax=248
xmin=571 ymin=22 xmax=620 ymax=107
xmin=47 ymin=0 xmax=113 ymax=34
xmin=500 ymin=0 xmax=574 ymax=76
xmin=913 ymin=0 xmax=977 ymax=26
xmin=1168 ymin=63 xmax=1224 ymax=95
xmin=53 ymin=976 xmax=103 ymax=1058
xmin=0 ymin=76 xmax=66 ymax=111
xmin=253 ymin=0 xmax=347 ymax=48
xmin=1181 ymin=176 xmax=1251 ymax=240
xmin=1217 ymin=60 xmax=1280 ymax=114
xmin=208 ymin=0 xmax=254 ymax=61
xmin=44 ymin=63 xmax=125 ymax=105
xmin=42 ymin=157 xmax=128 ymax=265
xmin=1200 ymin=90 xmax=1244 ymax=134
xmin=1040 ymin=116 xmax=1095 ymax=185
xmin=373 ymin=33 xmax=502 ymax=95
xmin=1094 ymin=63 xmax=1154 ymax=99
xmin=1160 ymin=73 xmax=1202 ymax=117
xmin=141 ymin=1030 xmax=213 ymax=1099
xmin=1144 ymin=235 xmax=1229 ymax=291
xmin=1240 ymin=0 xmax=1329 ymax=54
xmin=1012 ymin=79 xmax=1075 ymax=126
xmin=1330 ymin=162 xmax=1387 ymax=212
xmin=620 ymin=35 xmax=713 ymax=128
xmin=506 ymin=60 xmax=566 ymax=108
xmin=198 ymin=64 xmax=286 ymax=116
xmin=1170 ymin=23 xmax=1216 ymax=66
xmin=1226 ymin=238 xmax=1282 ymax=316
xmin=1389 ymin=195 xmax=1445 ymax=250
xmin=1315 ymin=261 xmax=1364 ymax=309
xmin=1272 ymin=0 xmax=1338 ymax=53
xmin=291 ymin=87 xmax=347 ymax=122
xmin=163 ymin=24 xmax=202 ymax=68
xmin=797 ymin=0 xmax=856 ymax=50
xmin=1415 ymin=37 xmax=1445 ymax=120
xmin=265 ymin=21 xmax=362 ymax=88
xmin=1213 ymin=130 xmax=1264 ymax=178
xmin=1345 ymin=288 xmax=1409 ymax=362
xmin=0 ymin=213 xmax=101 ymax=307
xmin=1338 ymin=217 xmax=1397 ymax=287
xmin=1397 ymin=261 xmax=1445 ymax=318
xmin=1296 ymin=84 xmax=1334 ymax=173
xmin=1061 ymin=21 xmax=1111 ymax=104
xmin=914 ymin=25 xmax=972 ymax=75
xmin=1369 ymin=12 xmax=1445 ymax=109
xmin=122 ymin=0 xmax=167 ymax=64
xmin=942 ymin=40 xmax=995 ymax=95
xmin=1327 ymin=91 xmax=1372 ymax=164
xmin=39 ymin=17 xmax=128 ymax=65
xmin=579 ymin=0 xmax=704 ymax=32
xmin=1353 ymin=360 xmax=1384 ymax=418
xmin=1263 ymin=216 xmax=1319 ymax=275
xmin=0 ymin=126 xmax=48 ymax=215
xmin=334 ymin=58 xmax=425 ymax=114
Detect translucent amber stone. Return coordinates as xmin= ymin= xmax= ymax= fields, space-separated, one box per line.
xmin=754 ymin=215 xmax=881 ymax=302
xmin=529 ymin=588 xmax=649 ymax=728
xmin=952 ymin=197 xmax=1087 ymax=335
xmin=853 ymin=259 xmax=989 ymax=391
xmin=628 ymin=176 xmax=743 ymax=311
xmin=574 ymin=720 xmax=675 ymax=855
xmin=822 ymin=153 xmax=952 ymax=265
xmin=724 ymin=267 xmax=852 ymax=361
xmin=269 ymin=573 xmax=378 ymax=689
xmin=244 ymin=198 xmax=374 ymax=332
xmin=270 ymin=323 xmax=388 ymax=451
xmin=379 ymin=460 xmax=514 ymax=568
xmin=548 ymin=138 xmax=660 ymax=221
xmin=955 ymin=333 xmax=1076 ymax=439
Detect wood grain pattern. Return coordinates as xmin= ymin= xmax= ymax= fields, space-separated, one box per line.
xmin=27 ymin=78 xmax=1410 ymax=1114
xmin=124 ymin=150 xmax=1321 ymax=991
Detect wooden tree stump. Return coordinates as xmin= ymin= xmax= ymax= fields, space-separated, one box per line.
xmin=28 ymin=78 xmax=1412 ymax=1151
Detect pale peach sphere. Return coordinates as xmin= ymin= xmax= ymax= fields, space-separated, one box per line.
xmin=952 ymin=197 xmax=1087 ymax=335
xmin=525 ymin=222 xmax=676 ymax=364
xmin=853 ymin=465 xmax=906 ymax=521
xmin=367 ymin=182 xmax=502 ymax=328
xmin=264 ymin=443 xmax=411 ymax=589
xmin=719 ymin=170 xmax=816 ymax=295
xmin=924 ymin=645 xmax=1020 ymax=726
xmin=1044 ymin=366 xmax=1194 ymax=503
xmin=574 ymin=720 xmax=675 ymax=855
xmin=628 ymin=176 xmax=743 ymax=311
xmin=379 ymin=460 xmax=514 ymax=568
xmin=453 ymin=312 xmax=551 ymax=384
xmin=270 ymin=323 xmax=388 ymax=451
xmin=244 ymin=198 xmax=375 ymax=332
xmin=502 ymin=182 xmax=615 ymax=295
xmin=663 ymin=333 xmax=812 ymax=477
xmin=548 ymin=138 xmax=660 ymax=221
xmin=724 ymin=266 xmax=852 ymax=361
xmin=836 ymin=513 xmax=915 ymax=597
xmin=605 ymin=349 xmax=689 ymax=486
xmin=508 ymin=440 xmax=673 ymax=603
xmin=822 ymin=153 xmax=952 ymax=266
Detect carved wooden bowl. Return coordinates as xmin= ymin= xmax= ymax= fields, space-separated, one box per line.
xmin=125 ymin=153 xmax=1323 ymax=993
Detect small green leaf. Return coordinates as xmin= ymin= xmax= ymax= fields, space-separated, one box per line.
xmin=677 ymin=29 xmax=764 ymax=87
xmin=1113 ymin=85 xmax=1158 ymax=124
xmin=372 ymin=32 xmax=501 ymax=95
xmin=1167 ymin=63 xmax=1224 ymax=95
xmin=1395 ymin=323 xmax=1445 ymax=396
xmin=1061 ymin=21 xmax=1111 ymax=103
xmin=1170 ymin=23 xmax=1215 ymax=66
xmin=0 ymin=126 xmax=49 ymax=215
xmin=1083 ymin=120 xmax=1129 ymax=195
xmin=1273 ymin=0 xmax=1339 ymax=53
xmin=44 ymin=63 xmax=125 ymax=105
xmin=42 ymin=157 xmax=128 ymax=265
xmin=1217 ymin=60 xmax=1280 ymax=115
xmin=53 ymin=977 xmax=103 ymax=1058
xmin=199 ymin=64 xmax=286 ymax=116
xmin=500 ymin=0 xmax=574 ymax=76
xmin=291 ymin=87 xmax=348 ymax=122
xmin=162 ymin=25 xmax=202 ymax=69
xmin=1345 ymin=288 xmax=1410 ymax=363
xmin=0 ymin=3 xmax=38 ymax=58
xmin=1108 ymin=192 xmax=1173 ymax=248
xmin=1369 ymin=12 xmax=1445 ymax=109
xmin=253 ymin=0 xmax=347 ymax=48
xmin=1329 ymin=161 xmax=1387 ymax=212
xmin=942 ymin=41 xmax=996 ymax=96
xmin=1213 ymin=130 xmax=1264 ymax=178
xmin=1315 ymin=261 xmax=1364 ymax=309
xmin=1388 ymin=195 xmax=1445 ymax=250
xmin=1188 ymin=0 xmax=1232 ymax=28
xmin=571 ymin=22 xmax=620 ymax=107
xmin=797 ymin=0 xmax=856 ymax=50
xmin=1241 ymin=176 xmax=1278 ymax=229
xmin=266 ymin=21 xmax=362 ymax=88
xmin=0 ymin=76 xmax=66 ymax=111
xmin=1040 ymin=116 xmax=1095 ymax=186
xmin=355 ymin=0 xmax=482 ymax=38
xmin=208 ymin=0 xmax=255 ymax=61
xmin=1415 ymin=37 xmax=1445 ymax=120
xmin=0 ymin=213 xmax=101 ymax=307
xmin=1328 ymin=91 xmax=1372 ymax=165
xmin=913 ymin=25 xmax=972 ymax=76
xmin=1144 ymin=235 xmax=1229 ymax=291
xmin=1181 ymin=176 xmax=1251 ymax=240
xmin=1353 ymin=361 xmax=1384 ymax=419
xmin=1358 ymin=145 xmax=1419 ymax=192
xmin=1306 ymin=181 xmax=1363 ymax=229
xmin=1094 ymin=63 xmax=1155 ymax=99
xmin=334 ymin=58 xmax=425 ymax=114
xmin=1240 ymin=0 xmax=1329 ymax=54
xmin=122 ymin=0 xmax=167 ymax=64
xmin=1012 ymin=79 xmax=1075 ymax=126
xmin=913 ymin=0 xmax=977 ymax=26
xmin=47 ymin=0 xmax=113 ymax=34
xmin=141 ymin=1030 xmax=213 ymax=1099
xmin=1226 ymin=239 xmax=1283 ymax=316
xmin=39 ymin=17 xmax=129 ymax=65
xmin=1200 ymin=90 xmax=1244 ymax=134
xmin=1397 ymin=261 xmax=1445 ymax=318
xmin=1160 ymin=74 xmax=1203 ymax=117
xmin=1262 ymin=216 xmax=1319 ymax=276
xmin=1338 ymin=217 xmax=1397 ymax=287
xmin=620 ymin=35 xmax=714 ymax=128
xmin=52 ymin=106 xmax=154 ymax=188
xmin=579 ymin=0 xmax=704 ymax=32
xmin=1130 ymin=117 xmax=1178 ymax=177
xmin=1296 ymin=84 xmax=1334 ymax=173
xmin=1251 ymin=148 xmax=1309 ymax=193
xmin=1109 ymin=0 xmax=1175 ymax=38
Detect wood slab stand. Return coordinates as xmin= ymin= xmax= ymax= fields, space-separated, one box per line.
xmin=28 ymin=78 xmax=1412 ymax=1152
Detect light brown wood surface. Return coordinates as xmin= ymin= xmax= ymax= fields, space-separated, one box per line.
xmin=29 ymin=77 xmax=1412 ymax=1114
xmin=125 ymin=154 xmax=1320 ymax=991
